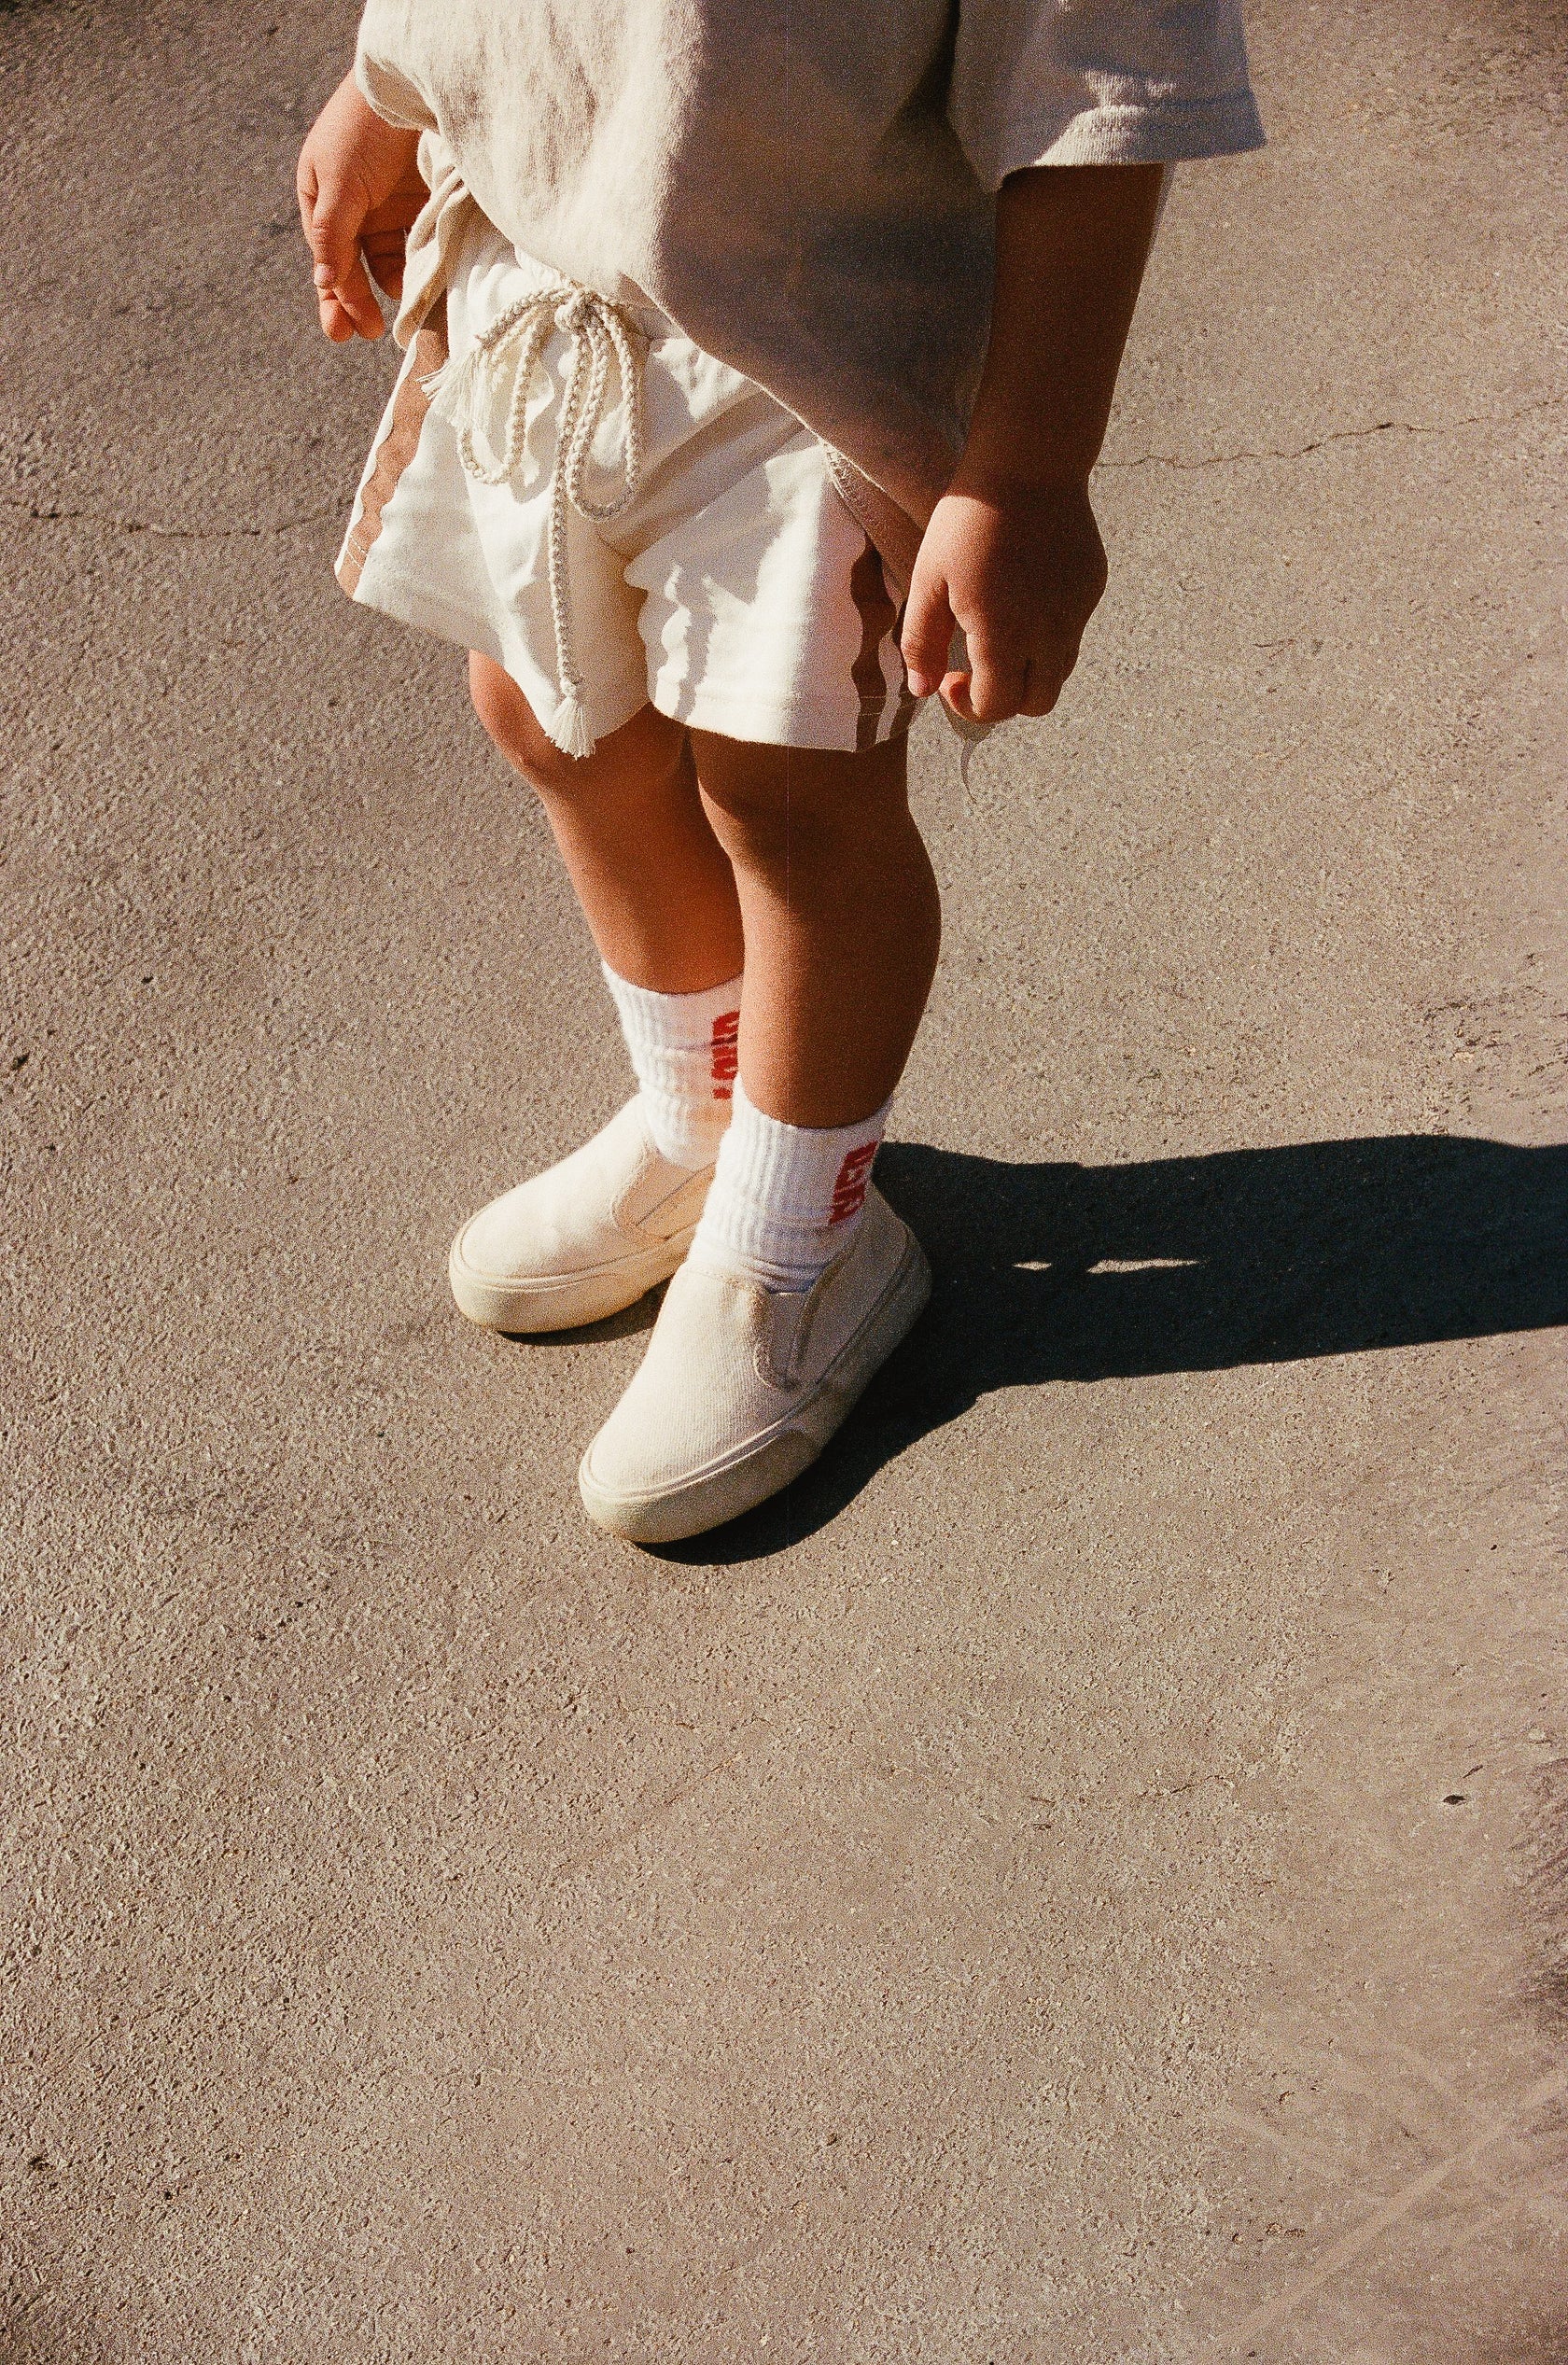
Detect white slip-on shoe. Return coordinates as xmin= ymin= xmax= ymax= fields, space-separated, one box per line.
xmin=449 ymin=1098 xmax=716 ymax=1333
xmin=578 ymin=1184 xmax=931 ymax=1543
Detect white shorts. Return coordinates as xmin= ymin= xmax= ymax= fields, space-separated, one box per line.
xmin=337 ymin=222 xmax=917 ymax=756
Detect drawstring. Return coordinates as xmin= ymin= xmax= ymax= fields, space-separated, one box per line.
xmin=422 ymin=281 xmax=646 ymax=757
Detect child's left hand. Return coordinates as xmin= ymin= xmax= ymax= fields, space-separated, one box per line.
xmin=297 ymin=75 xmax=427 ymax=343
xmin=901 ymin=479 xmax=1109 ymax=724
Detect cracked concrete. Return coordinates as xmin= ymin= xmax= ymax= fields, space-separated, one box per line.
xmin=2 ymin=500 xmax=344 ymax=539
xmin=3 ymin=0 xmax=1566 ymax=2358
xmin=1102 ymin=390 xmax=1568 ymax=472
xmin=18 ymin=399 xmax=1566 ymax=527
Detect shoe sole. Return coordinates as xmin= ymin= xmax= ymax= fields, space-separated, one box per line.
xmin=577 ymin=1228 xmax=932 ymax=1544
xmin=448 ymin=1225 xmax=695 ymax=1334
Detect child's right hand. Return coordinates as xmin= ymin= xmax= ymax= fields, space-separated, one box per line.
xmin=296 ymin=75 xmax=427 ymax=343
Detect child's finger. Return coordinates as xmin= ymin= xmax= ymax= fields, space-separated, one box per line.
xmin=314 ymin=244 xmax=385 ymax=340
xmin=301 ymin=176 xmax=357 ymax=284
xmin=316 ymin=287 xmax=358 ymax=344
xmin=938 ymin=666 xmax=974 ymax=718
xmin=964 ymin=637 xmax=1029 ymax=725
xmin=295 ymin=158 xmax=319 ymax=247
xmin=302 ymin=179 xmax=384 ymax=340
xmin=900 ymin=568 xmax=956 ymax=699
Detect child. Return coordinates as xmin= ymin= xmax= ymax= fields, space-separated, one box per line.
xmin=297 ymin=2 xmax=1261 ymax=1543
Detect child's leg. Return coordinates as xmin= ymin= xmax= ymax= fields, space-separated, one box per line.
xmin=665 ymin=728 xmax=940 ymax=1294
xmin=691 ymin=731 xmax=941 ymax=1129
xmin=469 ymin=654 xmax=743 ymax=994
xmin=469 ymin=654 xmax=741 ymax=1181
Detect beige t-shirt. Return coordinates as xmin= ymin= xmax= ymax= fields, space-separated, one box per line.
xmin=356 ymin=0 xmax=1262 ymax=530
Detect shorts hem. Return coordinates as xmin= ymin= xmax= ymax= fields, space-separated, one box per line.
xmin=650 ymin=682 xmax=917 ymax=753
xmin=339 ymin=557 xmax=650 ymax=739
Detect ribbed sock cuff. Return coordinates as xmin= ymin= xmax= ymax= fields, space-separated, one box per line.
xmin=601 ymin=962 xmax=742 ymax=1168
xmin=690 ymin=1077 xmax=891 ymax=1292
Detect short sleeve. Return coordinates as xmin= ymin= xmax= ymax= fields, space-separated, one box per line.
xmin=355 ymin=3 xmax=440 ymax=133
xmin=949 ymin=0 xmax=1265 ymax=190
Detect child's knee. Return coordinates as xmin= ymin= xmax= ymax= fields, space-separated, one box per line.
xmin=469 ymin=652 xmax=575 ymax=794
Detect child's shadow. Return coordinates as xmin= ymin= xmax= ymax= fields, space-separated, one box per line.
xmin=651 ymin=1131 xmax=1568 ymax=1563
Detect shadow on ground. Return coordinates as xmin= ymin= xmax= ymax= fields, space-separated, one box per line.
xmin=652 ymin=1132 xmax=1568 ymax=1564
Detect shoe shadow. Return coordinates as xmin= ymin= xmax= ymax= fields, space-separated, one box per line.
xmin=651 ymin=1132 xmax=1568 ymax=1566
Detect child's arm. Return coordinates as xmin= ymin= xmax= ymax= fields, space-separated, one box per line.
xmin=902 ymin=162 xmax=1165 ymax=726
xmin=296 ymin=76 xmax=427 ymax=343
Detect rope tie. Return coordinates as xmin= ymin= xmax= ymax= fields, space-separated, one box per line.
xmin=422 ymin=280 xmax=646 ymax=757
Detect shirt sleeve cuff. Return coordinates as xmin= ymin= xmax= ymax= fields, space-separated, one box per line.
xmin=353 ymin=48 xmax=437 ymax=133
xmin=972 ymin=91 xmax=1265 ymax=189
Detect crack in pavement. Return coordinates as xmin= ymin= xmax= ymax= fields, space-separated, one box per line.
xmin=9 ymin=393 xmax=1561 ymax=537
xmin=1102 ymin=391 xmax=1567 ymax=473
xmin=0 ymin=495 xmax=344 ymax=539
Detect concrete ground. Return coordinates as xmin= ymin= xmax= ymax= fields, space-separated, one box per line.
xmin=3 ymin=0 xmax=1565 ymax=2356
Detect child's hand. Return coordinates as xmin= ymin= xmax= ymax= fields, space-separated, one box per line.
xmin=901 ymin=480 xmax=1108 ymax=723
xmin=296 ymin=75 xmax=427 ymax=343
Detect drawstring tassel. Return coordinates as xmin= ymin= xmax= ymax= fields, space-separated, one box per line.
xmin=548 ymin=683 xmax=596 ymax=760
xmin=420 ymin=345 xmax=480 ymax=430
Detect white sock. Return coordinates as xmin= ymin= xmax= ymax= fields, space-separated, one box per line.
xmin=690 ymin=1076 xmax=891 ymax=1292
xmin=601 ymin=962 xmax=742 ymax=1168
